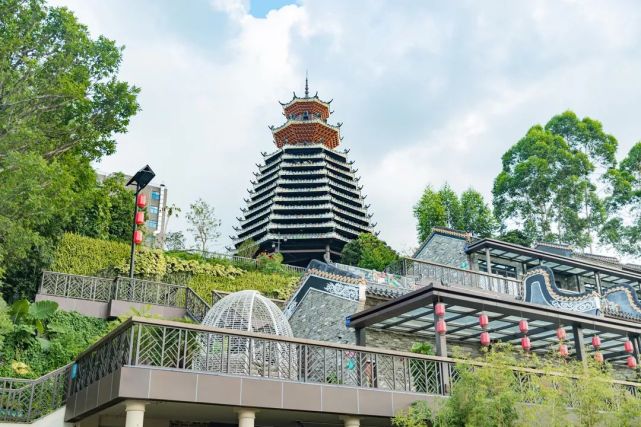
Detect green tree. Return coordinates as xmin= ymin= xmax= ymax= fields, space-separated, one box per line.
xmin=492 ymin=113 xmax=612 ymax=249
xmin=414 ymin=184 xmax=496 ymax=242
xmin=602 ymin=142 xmax=641 ymax=255
xmin=164 ymin=231 xmax=186 ymax=251
xmin=67 ymin=173 xmax=134 ymax=242
xmin=459 ymin=189 xmax=496 ymax=238
xmin=236 ymin=238 xmax=259 ymax=258
xmin=0 ymin=0 xmax=139 ymax=299
xmin=186 ymin=199 xmax=221 ymax=253
xmin=340 ymin=233 xmax=399 ymax=271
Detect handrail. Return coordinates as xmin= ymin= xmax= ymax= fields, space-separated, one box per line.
xmin=69 ymin=317 xmax=641 ymax=405
xmin=0 ymin=364 xmax=71 ymax=423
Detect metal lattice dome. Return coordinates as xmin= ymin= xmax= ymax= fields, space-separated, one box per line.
xmin=197 ymin=291 xmax=295 ymax=378
xmin=201 ymin=290 xmax=293 ymax=336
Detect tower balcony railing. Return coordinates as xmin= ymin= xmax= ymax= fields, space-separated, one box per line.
xmin=325 ymin=161 xmax=355 ymax=176
xmin=255 ymin=231 xmax=350 ymax=242
xmin=238 ymin=210 xmax=271 ymax=226
xmin=324 ymin=155 xmax=353 ymax=173
xmin=254 ymin=174 xmax=279 ymax=191
xmin=282 ymin=153 xmax=325 ymax=161
xmin=327 ymin=177 xmax=359 ymax=193
xmin=332 ymin=199 xmax=369 ymax=215
xmin=327 ymin=170 xmax=359 ymax=188
xmin=276 ymin=186 xmax=331 ymax=194
xmin=243 ymin=201 xmax=273 ymax=219
xmin=272 ymin=203 xmax=332 ymax=211
xmin=233 ymin=226 xmax=270 ymax=243
xmin=331 ymin=205 xmax=370 ymax=219
xmin=278 ymin=177 xmax=329 ymax=185
xmin=270 ymin=221 xmax=336 ymax=229
xmin=329 ymin=184 xmax=362 ymax=200
xmin=330 ymin=189 xmax=365 ymax=206
xmin=333 ymin=223 xmax=364 ymax=236
xmin=333 ymin=215 xmax=374 ymax=231
xmin=258 ymin=159 xmax=282 ymax=173
xmin=252 ymin=181 xmax=278 ymax=198
xmin=271 ymin=212 xmax=333 ymax=220
xmin=256 ymin=167 xmax=281 ymax=183
xmin=261 ymin=148 xmax=282 ymax=160
xmin=281 ymin=160 xmax=325 ymax=170
xmin=279 ymin=168 xmax=327 ymax=177
xmin=273 ymin=195 xmax=331 ymax=203
xmin=237 ymin=217 xmax=271 ymax=238
xmin=247 ymin=190 xmax=276 ymax=208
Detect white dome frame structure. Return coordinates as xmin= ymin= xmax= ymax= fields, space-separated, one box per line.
xmin=197 ymin=290 xmax=296 ymax=379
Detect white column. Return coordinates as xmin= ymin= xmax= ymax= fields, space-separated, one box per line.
xmin=237 ymin=408 xmax=256 ymax=427
xmin=340 ymin=416 xmax=360 ymax=427
xmin=124 ymin=400 xmax=147 ymax=427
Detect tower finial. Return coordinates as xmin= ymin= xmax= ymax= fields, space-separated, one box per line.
xmin=305 ymin=70 xmax=309 ymax=97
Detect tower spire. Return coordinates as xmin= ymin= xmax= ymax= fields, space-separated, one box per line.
xmin=305 ymin=70 xmax=309 ymax=97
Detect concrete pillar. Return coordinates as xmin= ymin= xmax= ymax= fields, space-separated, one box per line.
xmin=124 ymin=401 xmax=146 ymax=427
xmin=594 ymin=271 xmax=602 ymax=296
xmin=484 ymin=248 xmax=492 ymax=274
xmin=237 ymin=408 xmax=256 ymax=427
xmin=572 ymin=325 xmax=587 ymax=364
xmin=340 ymin=415 xmax=360 ymax=427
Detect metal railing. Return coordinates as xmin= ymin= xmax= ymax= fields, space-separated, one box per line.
xmin=0 ymin=365 xmax=70 ymax=423
xmin=69 ymin=318 xmax=641 ymax=407
xmin=71 ymin=318 xmax=456 ymax=397
xmin=390 ymin=258 xmax=523 ymax=299
xmin=114 ymin=277 xmax=186 ymax=307
xmin=185 ymin=288 xmax=210 ymax=323
xmin=40 ymin=271 xmax=114 ymax=302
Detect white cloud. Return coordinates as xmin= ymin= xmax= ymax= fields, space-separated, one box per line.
xmin=49 ymin=0 xmax=641 ymax=254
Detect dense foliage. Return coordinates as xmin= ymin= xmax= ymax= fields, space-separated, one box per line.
xmin=414 ymin=184 xmax=496 ymax=242
xmin=340 ymin=233 xmax=399 ymax=271
xmin=52 ymin=233 xmax=300 ymax=301
xmin=393 ymin=344 xmax=641 ymax=427
xmin=0 ymin=0 xmax=139 ymax=301
xmin=0 ymin=297 xmax=113 ymax=378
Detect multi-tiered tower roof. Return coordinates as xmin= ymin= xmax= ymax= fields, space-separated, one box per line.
xmin=232 ymin=80 xmax=375 ymax=266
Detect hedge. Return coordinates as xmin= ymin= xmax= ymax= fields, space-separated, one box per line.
xmin=51 ymin=233 xmax=301 ymax=300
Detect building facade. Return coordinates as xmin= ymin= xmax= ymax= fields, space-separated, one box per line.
xmin=232 ymin=81 xmax=374 ymax=266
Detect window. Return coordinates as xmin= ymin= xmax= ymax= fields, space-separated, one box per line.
xmin=146 ymin=220 xmax=158 ymax=229
xmin=149 ymin=206 xmax=159 ymax=215
xmin=151 ymin=191 xmax=161 ymax=200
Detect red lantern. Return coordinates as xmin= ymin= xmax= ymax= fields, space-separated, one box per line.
xmin=559 ymin=344 xmax=569 ymax=357
xmin=136 ymin=193 xmax=147 ymax=208
xmin=627 ymin=356 xmax=637 ymax=369
xmin=480 ymin=331 xmax=491 ymax=346
xmin=135 ymin=211 xmax=145 ymax=225
xmin=591 ymin=335 xmax=601 ymax=349
xmin=436 ymin=319 xmax=447 ymax=335
xmin=624 ymin=340 xmax=634 ymax=354
xmin=479 ymin=314 xmax=489 ymax=329
xmin=133 ymin=230 xmax=143 ymax=245
xmin=556 ymin=327 xmax=566 ymax=341
xmin=521 ymin=336 xmax=531 ymax=351
xmin=435 ymin=303 xmax=446 ymax=317
xmin=594 ymin=351 xmax=604 ymax=363
xmin=518 ymin=319 xmax=529 ymax=334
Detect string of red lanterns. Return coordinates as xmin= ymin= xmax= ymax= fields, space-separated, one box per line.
xmin=519 ymin=319 xmax=530 ymax=351
xmin=435 ymin=303 xmax=447 ymax=335
xmin=556 ymin=326 xmax=568 ymax=358
xmin=479 ymin=313 xmax=490 ymax=346
xmin=133 ymin=193 xmax=146 ymax=246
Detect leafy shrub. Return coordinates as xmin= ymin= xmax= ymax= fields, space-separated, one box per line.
xmin=52 ymin=233 xmax=129 ymax=276
xmin=187 ymin=270 xmax=299 ymax=301
xmin=0 ymin=309 xmax=113 ymax=378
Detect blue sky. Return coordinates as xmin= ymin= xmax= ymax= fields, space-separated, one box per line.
xmin=50 ymin=0 xmax=641 ymax=253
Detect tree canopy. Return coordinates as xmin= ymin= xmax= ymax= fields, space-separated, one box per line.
xmin=493 ymin=112 xmax=614 ymax=250
xmin=0 ymin=0 xmax=139 ymax=300
xmin=186 ymin=199 xmax=221 ymax=253
xmin=340 ymin=233 xmax=399 ymax=271
xmin=414 ymin=184 xmax=496 ymax=242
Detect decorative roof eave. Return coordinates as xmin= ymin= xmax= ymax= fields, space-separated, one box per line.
xmin=270 ymin=118 xmax=342 ymax=134
xmin=278 ymin=93 xmax=332 ymax=109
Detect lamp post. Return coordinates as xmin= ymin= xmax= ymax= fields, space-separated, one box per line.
xmin=126 ymin=165 xmax=156 ymax=279
xmin=272 ymin=235 xmax=287 ymax=253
